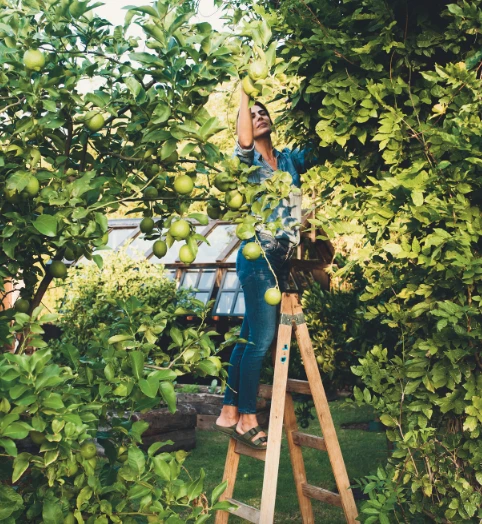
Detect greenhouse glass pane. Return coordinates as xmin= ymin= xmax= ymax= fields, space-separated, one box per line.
xmin=195 ymin=224 xmax=236 ymax=262
xmin=107 ymin=228 xmax=135 ymax=249
xmin=226 ymin=246 xmax=239 ymax=263
xmin=165 ymin=270 xmax=177 ymax=280
xmin=125 ymin=234 xmax=154 ymax=259
xmin=195 ymin=292 xmax=210 ymax=304
xmin=198 ymin=270 xmax=215 ymax=290
xmin=181 ymin=270 xmax=199 ymax=289
xmin=223 ymin=271 xmax=239 ymax=290
xmin=215 ymin=292 xmax=235 ymax=314
xmin=233 ymin=293 xmax=245 ymax=315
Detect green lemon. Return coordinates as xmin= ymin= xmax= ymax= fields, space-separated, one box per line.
xmin=169 ymin=219 xmax=190 ymax=240
xmin=173 ymin=174 xmax=194 ymax=195
xmin=23 ymin=49 xmax=46 ymax=71
xmin=179 ymin=244 xmax=195 ymax=264
xmin=80 ymin=441 xmax=97 ymax=459
xmin=242 ymin=76 xmax=260 ymax=98
xmin=140 ymin=217 xmax=155 ymax=234
xmin=63 ymin=512 xmax=76 ymax=524
xmin=5 ymin=188 xmax=20 ymax=203
xmin=50 ymin=260 xmax=67 ymax=279
xmin=214 ymin=173 xmax=235 ymax=192
xmin=225 ymin=190 xmax=244 ymax=210
xmin=84 ymin=111 xmax=104 ymax=132
xmin=25 ymin=176 xmax=40 ymax=197
xmin=264 ymin=287 xmax=281 ymax=306
xmin=153 ymin=240 xmax=167 ymax=258
xmin=64 ymin=247 xmax=76 ymax=261
xmin=15 ymin=299 xmax=30 ymax=313
xmin=30 ymin=430 xmax=46 ymax=445
xmin=143 ymin=186 xmax=158 ymax=200
xmin=242 ymin=242 xmax=261 ymax=261
xmin=249 ymin=60 xmax=269 ymax=81
xmin=155 ymin=174 xmax=168 ymax=191
xmin=207 ymin=202 xmax=222 ymax=220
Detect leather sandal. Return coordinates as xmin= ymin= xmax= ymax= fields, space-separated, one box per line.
xmin=212 ymin=423 xmax=237 ymax=436
xmin=233 ymin=425 xmax=267 ymax=450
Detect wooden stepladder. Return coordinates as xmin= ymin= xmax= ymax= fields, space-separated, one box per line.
xmin=215 ymin=292 xmax=359 ymax=524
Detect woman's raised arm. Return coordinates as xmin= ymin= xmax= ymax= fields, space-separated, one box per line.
xmin=237 ymin=87 xmax=254 ymax=150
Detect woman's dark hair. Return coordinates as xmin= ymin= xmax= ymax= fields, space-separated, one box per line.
xmin=236 ymin=101 xmax=274 ymax=134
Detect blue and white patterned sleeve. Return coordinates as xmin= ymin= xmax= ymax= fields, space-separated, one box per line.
xmin=233 ymin=140 xmax=255 ymax=166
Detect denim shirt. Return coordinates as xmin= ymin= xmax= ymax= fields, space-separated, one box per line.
xmin=234 ymin=142 xmax=312 ymax=246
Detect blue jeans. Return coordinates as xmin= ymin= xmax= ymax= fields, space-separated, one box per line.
xmin=223 ymin=234 xmax=295 ymax=414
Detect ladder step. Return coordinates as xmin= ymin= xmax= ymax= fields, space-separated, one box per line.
xmin=234 ymin=439 xmax=266 ymax=461
xmin=226 ymin=498 xmax=260 ymax=523
xmin=301 ymin=483 xmax=342 ymax=507
xmin=258 ymin=379 xmax=311 ymax=399
xmin=292 ymin=431 xmax=326 ymax=451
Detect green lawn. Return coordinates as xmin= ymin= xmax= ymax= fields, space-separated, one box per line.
xmin=184 ymin=401 xmax=388 ymax=523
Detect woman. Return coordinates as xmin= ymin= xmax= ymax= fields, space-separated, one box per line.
xmin=215 ymin=85 xmax=314 ymax=449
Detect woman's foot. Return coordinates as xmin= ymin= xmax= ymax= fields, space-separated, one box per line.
xmin=236 ymin=414 xmax=267 ymax=447
xmin=216 ymin=405 xmax=240 ymax=428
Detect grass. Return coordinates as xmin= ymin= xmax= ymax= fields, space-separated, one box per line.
xmin=184 ymin=400 xmax=388 ymax=523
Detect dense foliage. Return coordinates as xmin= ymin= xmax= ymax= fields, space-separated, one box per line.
xmin=248 ymin=0 xmax=482 ymax=521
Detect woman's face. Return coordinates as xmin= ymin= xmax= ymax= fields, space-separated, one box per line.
xmin=251 ymin=104 xmax=272 ymax=139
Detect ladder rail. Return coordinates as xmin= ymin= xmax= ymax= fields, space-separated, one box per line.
xmin=215 ymin=292 xmax=359 ymax=524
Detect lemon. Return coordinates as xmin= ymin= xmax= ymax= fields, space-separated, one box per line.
xmin=173 ymin=174 xmax=194 ymax=195
xmin=225 ymin=190 xmax=244 ymax=210
xmin=80 ymin=441 xmax=97 ymax=459
xmin=242 ymin=242 xmax=261 ymax=261
xmin=153 ymin=240 xmax=167 ymax=258
xmin=242 ymin=76 xmax=259 ymax=98
xmin=84 ymin=111 xmax=104 ymax=132
xmin=169 ymin=219 xmax=190 ymax=240
xmin=25 ymin=176 xmax=40 ymax=197
xmin=179 ymin=244 xmax=195 ymax=264
xmin=140 ymin=217 xmax=155 ymax=234
xmin=15 ymin=299 xmax=30 ymax=313
xmin=23 ymin=49 xmax=45 ymax=71
xmin=248 ymin=60 xmax=269 ymax=81
xmin=207 ymin=202 xmax=222 ymax=219
xmin=264 ymin=287 xmax=281 ymax=306
xmin=143 ymin=186 xmax=158 ymax=200
xmin=50 ymin=260 xmax=67 ymax=279
xmin=214 ymin=173 xmax=235 ymax=192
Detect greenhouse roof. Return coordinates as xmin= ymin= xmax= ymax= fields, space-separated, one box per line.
xmin=85 ymin=218 xmax=334 ymax=318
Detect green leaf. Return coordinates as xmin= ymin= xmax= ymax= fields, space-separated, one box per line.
xmin=0 ymin=438 xmax=17 ymax=457
xmin=0 ymin=485 xmax=23 ymax=519
xmin=125 ymin=77 xmax=142 ymax=98
xmin=139 ymin=377 xmax=159 ymax=398
xmin=127 ymin=446 xmax=146 ymax=476
xmin=92 ymin=254 xmax=104 ymax=270
xmin=2 ymin=422 xmax=31 ymax=439
xmin=187 ymin=468 xmax=205 ymax=501
xmin=6 ymin=171 xmax=30 ymax=192
xmin=169 ymin=327 xmax=183 ymax=347
xmin=152 ymin=455 xmax=171 ymax=480
xmin=188 ymin=213 xmax=209 ymax=226
xmin=152 ymin=103 xmax=171 ymax=124
xmin=129 ymin=350 xmax=144 ymax=380
xmin=161 ymin=139 xmax=177 ymax=160
xmin=159 ymin=381 xmax=176 ymax=413
xmin=12 ymin=452 xmax=30 ymax=483
xmin=211 ymin=480 xmax=228 ymax=505
xmin=33 ymin=215 xmax=58 ymax=237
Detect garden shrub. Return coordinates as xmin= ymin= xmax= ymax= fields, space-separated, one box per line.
xmin=240 ymin=0 xmax=482 ymax=521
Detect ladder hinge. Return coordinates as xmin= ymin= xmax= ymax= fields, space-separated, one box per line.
xmin=279 ymin=312 xmax=305 ymax=326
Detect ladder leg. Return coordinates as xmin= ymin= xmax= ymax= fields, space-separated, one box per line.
xmin=284 ymin=393 xmax=315 ymax=524
xmin=293 ymin=299 xmax=359 ymax=524
xmin=215 ymin=437 xmax=240 ymax=524
xmin=259 ymin=293 xmax=295 ymax=523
